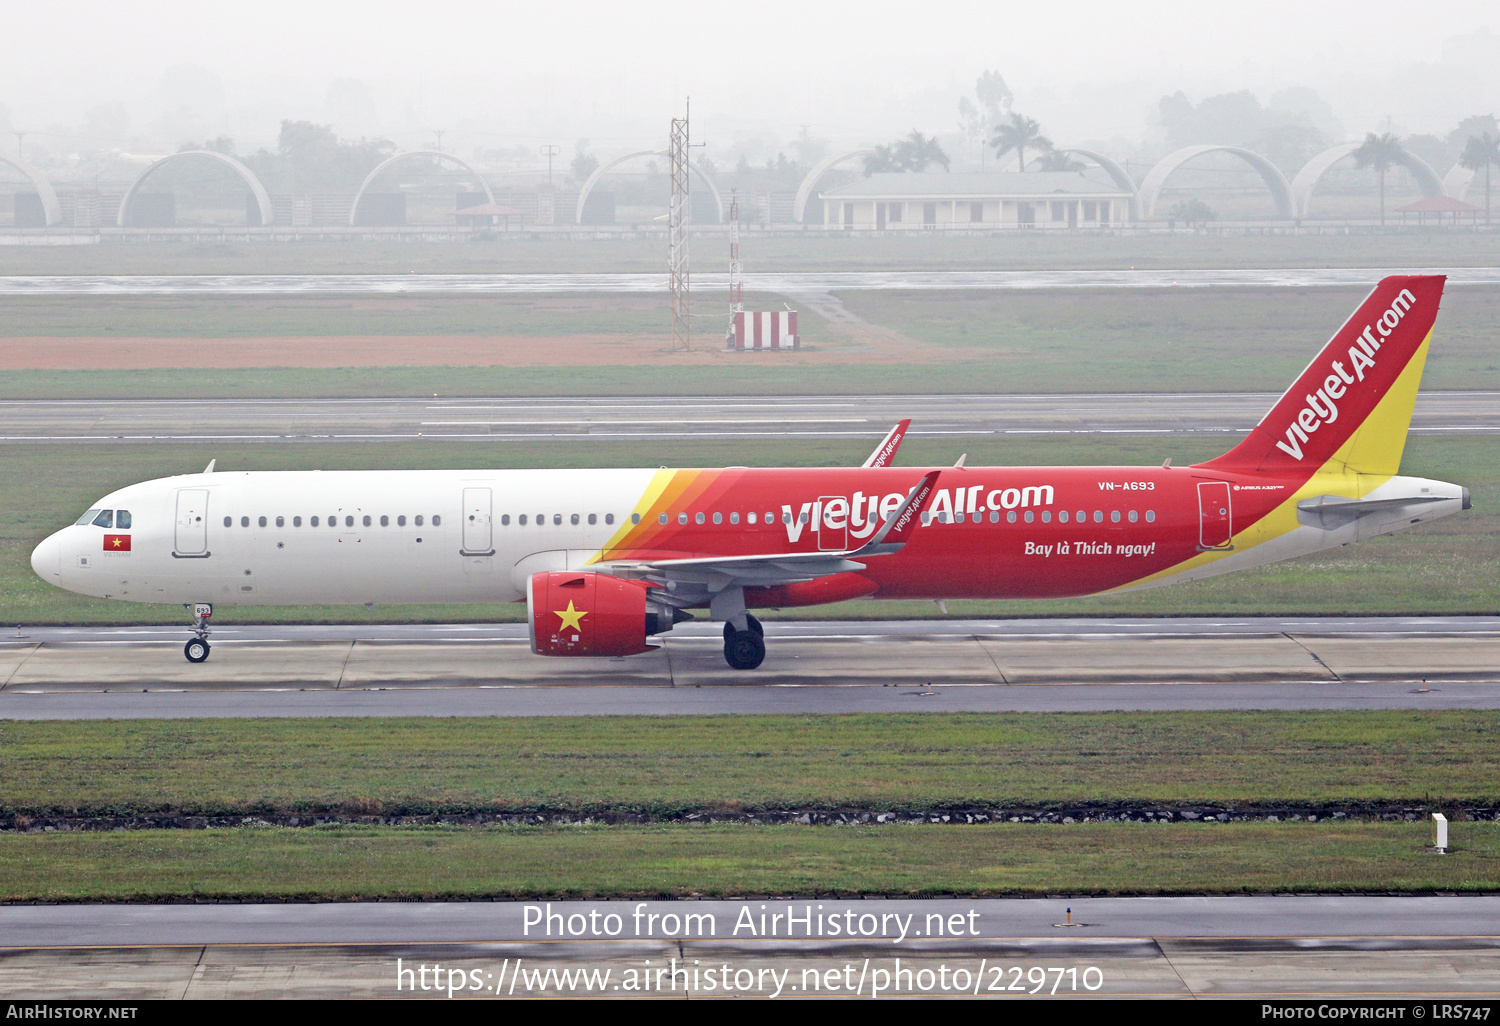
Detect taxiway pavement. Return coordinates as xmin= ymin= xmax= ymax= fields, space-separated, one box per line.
xmin=1 ymin=898 xmax=1496 ymax=999
xmin=2 ymin=618 xmax=1495 ymax=718
xmin=5 ymin=267 xmax=1500 ymax=294
xmin=1 ymin=391 xmax=1495 ymax=442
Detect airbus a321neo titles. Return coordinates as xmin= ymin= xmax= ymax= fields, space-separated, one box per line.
xmin=31 ymin=275 xmax=1470 ymax=670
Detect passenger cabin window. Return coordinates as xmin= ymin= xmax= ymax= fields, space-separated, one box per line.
xmin=328 ymin=516 xmax=337 ymax=528
xmin=241 ymin=517 xmax=250 ymax=528
xmin=363 ymin=515 xmax=372 ymax=527
xmin=571 ymin=514 xmax=580 ymax=525
xmin=380 ymin=515 xmax=388 ymax=527
xmin=311 ymin=516 xmax=320 ymax=527
xmin=276 ymin=516 xmax=284 ymax=527
xmin=93 ymin=510 xmax=114 ymax=528
xmin=76 ymin=509 xmax=102 ymax=526
xmin=398 ymin=515 xmax=407 ymax=526
xmin=587 ymin=514 xmax=596 ymax=525
xmin=345 ymin=516 xmax=354 ymax=527
xmin=605 ymin=514 xmax=615 ymax=525
xmin=518 ymin=515 xmax=527 ymax=526
xmin=500 ymin=515 xmax=509 ymax=526
xmin=553 ymin=514 xmax=562 ymax=526
xmin=415 ymin=516 xmax=424 ymax=526
xmin=258 ymin=516 xmax=267 ymax=528
xmin=748 ymin=513 xmax=757 ymax=524
xmin=631 ymin=514 xmax=640 ymax=525
xmin=695 ymin=512 xmax=705 ymax=525
xmin=730 ymin=513 xmax=740 ymax=524
xmin=294 ymin=517 xmax=302 ymax=527
xmin=223 ymin=516 xmax=232 ymax=528
xmin=659 ymin=513 xmax=668 ymax=525
xmin=432 ymin=515 xmax=441 ymax=526
xmin=678 ymin=513 xmax=688 ymax=525
xmin=713 ymin=512 xmax=722 ymax=524
xmin=1146 ymin=510 xmax=1156 ymax=523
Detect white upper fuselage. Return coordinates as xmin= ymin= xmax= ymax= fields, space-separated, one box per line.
xmin=30 ymin=469 xmax=657 ymax=607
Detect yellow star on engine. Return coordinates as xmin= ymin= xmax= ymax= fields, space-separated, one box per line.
xmin=554 ymin=600 xmax=588 ymax=633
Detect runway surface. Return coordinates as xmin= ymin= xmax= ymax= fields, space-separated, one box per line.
xmin=6 ymin=896 xmax=1497 ymax=944
xmin=3 ymin=617 xmax=1496 ymax=718
xmin=2 ymin=899 xmax=1496 ymax=998
xmin=4 ymin=266 xmax=1500 ymax=294
xmin=2 ymin=390 xmax=1495 ymax=442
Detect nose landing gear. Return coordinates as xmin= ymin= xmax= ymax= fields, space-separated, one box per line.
xmin=183 ymin=602 xmax=212 ymax=663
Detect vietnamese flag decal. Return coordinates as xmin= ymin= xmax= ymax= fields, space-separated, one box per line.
xmin=103 ymin=534 xmax=131 ymax=551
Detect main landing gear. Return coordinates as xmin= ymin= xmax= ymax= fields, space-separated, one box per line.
xmin=723 ymin=614 xmax=765 ymax=670
xmin=183 ymin=602 xmax=212 ymax=663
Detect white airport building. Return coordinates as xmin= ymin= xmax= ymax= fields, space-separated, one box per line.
xmin=819 ymin=171 xmax=1134 ymax=229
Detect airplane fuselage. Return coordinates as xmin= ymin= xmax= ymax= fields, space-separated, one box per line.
xmin=32 ymin=463 xmax=1467 ymax=609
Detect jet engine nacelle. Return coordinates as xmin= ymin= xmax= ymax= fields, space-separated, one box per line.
xmin=527 ymin=571 xmax=672 ymax=657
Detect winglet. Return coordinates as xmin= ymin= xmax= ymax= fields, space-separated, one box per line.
xmin=855 ymin=470 xmax=941 ymax=551
xmin=203 ymin=459 xmax=216 ymax=474
xmin=861 ymin=419 xmax=911 ymax=468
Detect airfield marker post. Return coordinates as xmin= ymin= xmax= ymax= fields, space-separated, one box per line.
xmin=1431 ymin=812 xmax=1450 ymax=853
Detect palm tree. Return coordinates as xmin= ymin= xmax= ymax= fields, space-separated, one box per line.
xmin=1460 ymin=132 xmax=1500 ymax=225
xmin=897 ymin=129 xmax=950 ymax=172
xmin=864 ymin=132 xmax=950 ymax=175
xmin=1351 ymin=132 xmax=1406 ymax=226
xmin=1035 ymin=150 xmax=1085 ymax=172
xmin=861 ymin=144 xmax=900 ymax=176
xmin=990 ymin=113 xmax=1052 ymax=172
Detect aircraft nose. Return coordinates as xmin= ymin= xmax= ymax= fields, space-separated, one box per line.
xmin=31 ymin=531 xmax=62 ymax=581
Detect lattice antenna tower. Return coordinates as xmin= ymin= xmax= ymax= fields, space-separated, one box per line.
xmin=668 ymin=100 xmax=691 ymax=351
xmin=728 ymin=190 xmax=742 ymax=314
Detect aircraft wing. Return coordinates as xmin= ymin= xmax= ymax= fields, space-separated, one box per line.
xmin=862 ymin=420 xmax=911 ymax=468
xmin=611 ymin=470 xmax=940 ymax=589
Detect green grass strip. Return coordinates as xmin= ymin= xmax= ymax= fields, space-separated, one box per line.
xmin=1 ymin=712 xmax=1495 ymax=817
xmin=2 ymin=822 xmax=1494 ymax=900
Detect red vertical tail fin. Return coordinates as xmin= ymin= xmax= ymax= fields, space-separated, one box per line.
xmin=1198 ymin=275 xmax=1445 ymax=477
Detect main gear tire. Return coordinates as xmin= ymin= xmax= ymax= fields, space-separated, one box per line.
xmin=723 ymin=627 xmax=766 ymax=670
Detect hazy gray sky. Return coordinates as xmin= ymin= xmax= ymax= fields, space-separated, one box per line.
xmin=4 ymin=0 xmax=1497 ymax=157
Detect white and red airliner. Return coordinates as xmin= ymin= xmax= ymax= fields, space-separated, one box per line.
xmin=31 ymin=275 xmax=1469 ymax=670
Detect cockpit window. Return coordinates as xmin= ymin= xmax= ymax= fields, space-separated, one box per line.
xmin=91 ymin=510 xmax=114 ymax=529
xmin=115 ymin=510 xmax=132 ymax=529
xmin=76 ymin=509 xmax=102 ymax=526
